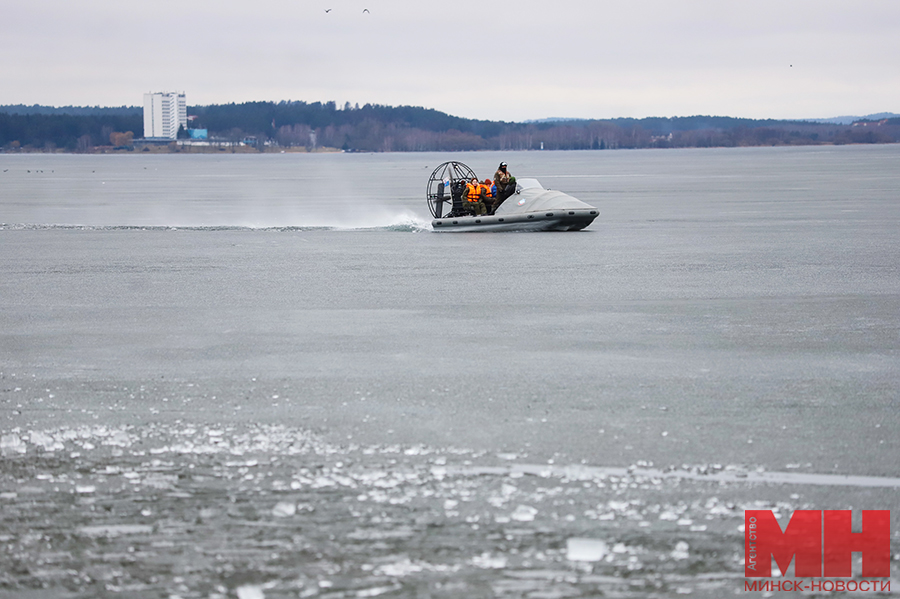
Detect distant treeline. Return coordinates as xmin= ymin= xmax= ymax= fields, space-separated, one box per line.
xmin=0 ymin=111 xmax=143 ymax=151
xmin=1 ymin=104 xmax=141 ymax=116
xmin=2 ymin=102 xmax=899 ymax=152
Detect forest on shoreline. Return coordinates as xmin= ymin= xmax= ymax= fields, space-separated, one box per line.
xmin=1 ymin=101 xmax=898 ymax=153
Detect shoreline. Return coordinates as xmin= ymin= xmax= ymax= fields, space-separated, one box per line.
xmin=2 ymin=141 xmax=899 ymax=156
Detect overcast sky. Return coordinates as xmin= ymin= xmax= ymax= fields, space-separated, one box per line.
xmin=3 ymin=0 xmax=898 ymax=122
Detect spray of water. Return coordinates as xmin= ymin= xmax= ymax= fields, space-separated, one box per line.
xmin=0 ymin=154 xmax=437 ymax=231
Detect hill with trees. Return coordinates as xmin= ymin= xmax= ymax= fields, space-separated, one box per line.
xmin=1 ymin=101 xmax=897 ymax=152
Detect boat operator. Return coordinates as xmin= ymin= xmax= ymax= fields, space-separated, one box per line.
xmin=493 ymin=162 xmax=517 ymax=208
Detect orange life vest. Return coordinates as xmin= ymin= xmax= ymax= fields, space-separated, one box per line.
xmin=480 ymin=183 xmax=493 ymax=198
xmin=465 ymin=183 xmax=482 ymax=202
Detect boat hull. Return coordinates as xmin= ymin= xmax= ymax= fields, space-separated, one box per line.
xmin=432 ymin=208 xmax=598 ymax=232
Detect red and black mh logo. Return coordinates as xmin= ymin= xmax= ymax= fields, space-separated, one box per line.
xmin=745 ymin=510 xmax=891 ymax=577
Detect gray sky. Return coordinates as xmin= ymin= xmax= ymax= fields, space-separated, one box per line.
xmin=3 ymin=0 xmax=898 ymax=121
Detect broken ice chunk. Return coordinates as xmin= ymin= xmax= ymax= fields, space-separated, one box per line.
xmin=236 ymin=585 xmax=265 ymax=599
xmin=471 ymin=553 xmax=508 ymax=569
xmin=511 ymin=505 xmax=538 ymax=522
xmin=671 ymin=541 xmax=690 ymax=560
xmin=29 ymin=431 xmax=64 ymax=452
xmin=78 ymin=524 xmax=153 ymax=537
xmin=566 ymin=538 xmax=609 ymax=561
xmin=272 ymin=502 xmax=297 ymax=518
xmin=0 ymin=433 xmax=26 ymax=454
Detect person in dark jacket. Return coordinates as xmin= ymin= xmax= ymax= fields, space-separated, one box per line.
xmin=493 ymin=161 xmax=516 ymax=207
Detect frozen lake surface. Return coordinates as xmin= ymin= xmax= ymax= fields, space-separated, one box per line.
xmin=1 ymin=146 xmax=898 ymax=597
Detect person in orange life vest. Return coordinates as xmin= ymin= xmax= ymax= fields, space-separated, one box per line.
xmin=464 ymin=177 xmax=487 ymax=216
xmin=480 ymin=179 xmax=494 ymax=200
xmin=482 ymin=178 xmax=498 ymax=214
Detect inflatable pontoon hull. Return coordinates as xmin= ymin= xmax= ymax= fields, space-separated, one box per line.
xmin=433 ymin=208 xmax=598 ymax=232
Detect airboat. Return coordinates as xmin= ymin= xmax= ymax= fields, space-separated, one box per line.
xmin=426 ymin=161 xmax=599 ymax=232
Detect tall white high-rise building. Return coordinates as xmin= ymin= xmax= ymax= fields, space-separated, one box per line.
xmin=143 ymin=92 xmax=187 ymax=139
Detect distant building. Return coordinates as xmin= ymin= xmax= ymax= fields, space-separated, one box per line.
xmin=143 ymin=92 xmax=187 ymax=139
